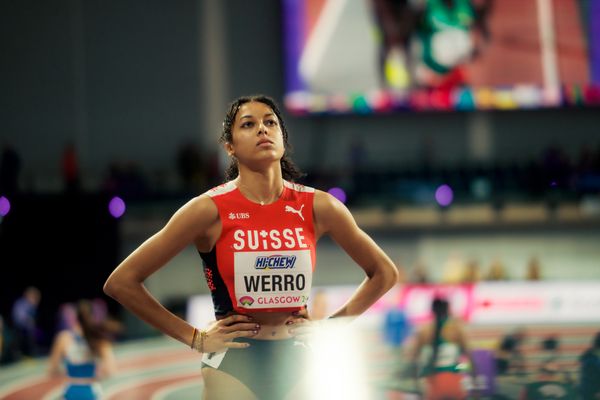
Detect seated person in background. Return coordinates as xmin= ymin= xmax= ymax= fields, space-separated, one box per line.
xmin=48 ymin=300 xmax=116 ymax=400
xmin=539 ymin=336 xmax=572 ymax=384
xmin=519 ymin=335 xmax=577 ymax=399
xmin=579 ymin=332 xmax=600 ymax=400
xmin=519 ymin=359 xmax=576 ymax=400
xmin=495 ymin=327 xmax=526 ymax=376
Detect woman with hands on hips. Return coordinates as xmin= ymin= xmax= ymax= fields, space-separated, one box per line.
xmin=103 ymin=95 xmax=399 ymax=400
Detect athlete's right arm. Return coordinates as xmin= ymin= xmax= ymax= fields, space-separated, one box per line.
xmin=47 ymin=331 xmax=68 ymax=377
xmin=103 ymin=195 xmax=218 ymax=347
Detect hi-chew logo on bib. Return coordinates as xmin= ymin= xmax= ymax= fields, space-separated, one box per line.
xmin=255 ymin=254 xmax=297 ymax=269
xmin=234 ymin=249 xmax=312 ymax=309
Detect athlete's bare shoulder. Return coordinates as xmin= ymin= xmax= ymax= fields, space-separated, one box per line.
xmin=313 ymin=189 xmax=357 ymax=238
xmin=313 ymin=189 xmax=345 ymax=216
xmin=165 ymin=193 xmax=220 ymax=234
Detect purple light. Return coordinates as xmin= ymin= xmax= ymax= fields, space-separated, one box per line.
xmin=328 ymin=187 xmax=347 ymax=204
xmin=0 ymin=196 xmax=10 ymax=216
xmin=108 ymin=196 xmax=126 ymax=218
xmin=435 ymin=184 xmax=453 ymax=207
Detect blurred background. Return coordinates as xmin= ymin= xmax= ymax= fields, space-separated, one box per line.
xmin=1 ymin=0 xmax=599 ymax=399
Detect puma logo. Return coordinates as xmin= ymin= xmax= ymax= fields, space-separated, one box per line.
xmin=285 ymin=204 xmax=305 ymax=221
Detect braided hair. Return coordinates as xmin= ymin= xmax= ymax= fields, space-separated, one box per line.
xmin=427 ymin=298 xmax=450 ymax=372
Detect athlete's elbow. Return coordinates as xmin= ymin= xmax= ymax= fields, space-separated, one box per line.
xmin=103 ymin=277 xmax=117 ymax=299
xmin=381 ymin=262 xmax=400 ymax=291
xmin=103 ymin=274 xmax=125 ymax=300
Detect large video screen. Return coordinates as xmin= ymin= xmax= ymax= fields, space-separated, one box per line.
xmin=282 ymin=0 xmax=600 ymax=114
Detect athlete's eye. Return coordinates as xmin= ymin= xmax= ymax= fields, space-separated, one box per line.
xmin=240 ymin=121 xmax=254 ymax=128
xmin=265 ymin=119 xmax=278 ymax=127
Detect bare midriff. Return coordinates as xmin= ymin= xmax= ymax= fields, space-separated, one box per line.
xmin=219 ymin=310 xmax=304 ymax=340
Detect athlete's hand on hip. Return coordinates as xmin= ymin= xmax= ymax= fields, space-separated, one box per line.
xmin=203 ymin=314 xmax=260 ymax=352
xmin=287 ymin=315 xmax=322 ymax=346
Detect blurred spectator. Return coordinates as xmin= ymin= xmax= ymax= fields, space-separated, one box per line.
xmin=486 ymin=257 xmax=508 ymax=281
xmin=408 ymin=297 xmax=477 ymax=400
xmin=383 ymin=271 xmax=412 ymax=359
xmin=539 ymin=335 xmax=572 ymax=383
xmin=441 ymin=252 xmax=466 ymax=284
xmin=495 ymin=327 xmax=526 ymax=376
xmin=521 ymin=336 xmax=577 ymax=400
xmin=61 ymin=142 xmax=81 ymax=193
xmin=11 ymin=286 xmax=41 ymax=358
xmin=462 ymin=258 xmax=482 ymax=284
xmin=176 ymin=140 xmax=204 ymax=194
xmin=48 ymin=300 xmax=117 ymax=399
xmin=579 ymin=331 xmax=600 ymax=400
xmin=410 ymin=259 xmax=430 ymax=284
xmin=526 ymin=256 xmax=543 ymax=281
xmin=521 ymin=370 xmax=577 ymax=399
xmin=0 ymin=142 xmax=22 ymax=195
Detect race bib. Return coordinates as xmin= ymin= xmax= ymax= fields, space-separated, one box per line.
xmin=234 ymin=250 xmax=312 ymax=309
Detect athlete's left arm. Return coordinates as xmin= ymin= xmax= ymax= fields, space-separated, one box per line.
xmin=97 ymin=340 xmax=117 ymax=379
xmin=313 ymin=190 xmax=399 ymax=318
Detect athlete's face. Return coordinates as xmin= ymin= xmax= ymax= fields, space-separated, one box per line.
xmin=226 ymin=101 xmax=285 ymax=167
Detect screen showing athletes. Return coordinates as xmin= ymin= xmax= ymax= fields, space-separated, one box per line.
xmin=283 ymin=0 xmax=600 ymax=113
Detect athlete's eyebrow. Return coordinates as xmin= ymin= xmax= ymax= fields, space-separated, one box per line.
xmin=239 ymin=113 xmax=275 ymax=120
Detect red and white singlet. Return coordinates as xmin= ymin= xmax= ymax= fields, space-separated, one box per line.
xmin=199 ymin=180 xmax=316 ymax=316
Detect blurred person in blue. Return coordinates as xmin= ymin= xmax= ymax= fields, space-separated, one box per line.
xmin=104 ymin=95 xmax=399 ymax=400
xmin=408 ymin=297 xmax=478 ymax=399
xmin=48 ymin=300 xmax=116 ymax=400
xmin=579 ymin=331 xmax=600 ymax=400
xmin=383 ymin=267 xmax=412 ymax=373
xmin=11 ymin=286 xmax=41 ymax=358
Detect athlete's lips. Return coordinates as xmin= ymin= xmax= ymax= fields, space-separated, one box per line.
xmin=257 ymin=139 xmax=274 ymax=146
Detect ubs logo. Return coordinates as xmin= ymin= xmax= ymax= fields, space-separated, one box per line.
xmin=229 ymin=212 xmax=250 ymax=220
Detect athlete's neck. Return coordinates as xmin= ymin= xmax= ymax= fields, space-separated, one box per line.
xmin=235 ymin=168 xmax=284 ymax=206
